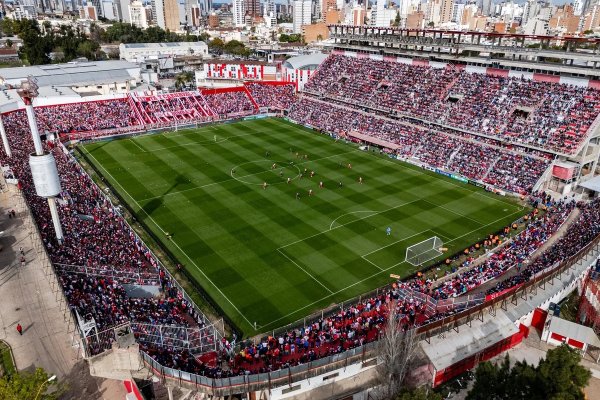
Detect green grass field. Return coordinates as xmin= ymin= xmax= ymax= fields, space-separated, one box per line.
xmin=80 ymin=118 xmax=526 ymax=336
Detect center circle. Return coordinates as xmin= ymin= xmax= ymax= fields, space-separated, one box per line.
xmin=230 ymin=160 xmax=302 ymax=186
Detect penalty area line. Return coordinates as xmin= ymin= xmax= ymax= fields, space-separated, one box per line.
xmin=277 ymin=248 xmax=334 ymax=294
xmin=259 ymin=207 xmax=525 ymax=330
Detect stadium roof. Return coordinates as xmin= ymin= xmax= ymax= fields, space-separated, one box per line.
xmin=548 ymin=317 xmax=600 ymax=348
xmin=421 ymin=312 xmax=519 ymax=371
xmin=0 ymin=60 xmax=139 ymax=88
xmin=282 ymin=53 xmax=327 ymax=70
xmin=580 ymin=175 xmax=600 ymax=193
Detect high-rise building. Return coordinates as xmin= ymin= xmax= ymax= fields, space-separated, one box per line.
xmin=232 ymin=0 xmax=245 ymax=26
xmin=153 ymin=0 xmax=179 ymax=31
xmin=118 ymin=0 xmax=131 ymax=22
xmin=245 ymin=0 xmax=260 ymax=17
xmin=481 ymin=0 xmax=492 ymax=16
xmin=129 ymin=0 xmax=149 ymax=27
xmin=293 ymin=0 xmax=311 ymax=33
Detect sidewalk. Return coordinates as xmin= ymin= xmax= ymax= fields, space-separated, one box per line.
xmin=0 ymin=183 xmax=125 ymax=399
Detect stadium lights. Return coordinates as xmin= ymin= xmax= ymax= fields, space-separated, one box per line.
xmin=17 ymin=76 xmax=64 ymax=243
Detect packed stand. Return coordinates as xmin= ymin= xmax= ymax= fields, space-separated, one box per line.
xmin=289 ymin=98 xmax=550 ymax=194
xmin=246 ymin=83 xmax=296 ymax=110
xmin=131 ymin=92 xmax=212 ymax=125
xmin=304 ymin=54 xmax=600 ymax=154
xmin=488 ymin=198 xmax=600 ymax=295
xmin=203 ymin=90 xmax=257 ymax=116
xmin=34 ymin=99 xmax=141 ymax=135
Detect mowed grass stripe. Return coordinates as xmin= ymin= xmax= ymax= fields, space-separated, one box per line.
xmin=82 ymin=118 xmax=527 ymax=335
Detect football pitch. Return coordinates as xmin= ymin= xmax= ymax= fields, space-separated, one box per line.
xmin=80 ymin=118 xmax=527 ymax=335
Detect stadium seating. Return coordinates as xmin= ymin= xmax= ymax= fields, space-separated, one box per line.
xmin=245 ymin=82 xmax=296 ymax=110
xmin=304 ymin=54 xmax=600 ymax=154
xmin=288 ymin=98 xmax=550 ymax=194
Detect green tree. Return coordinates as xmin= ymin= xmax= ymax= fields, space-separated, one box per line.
xmin=396 ymin=387 xmax=443 ymax=400
xmin=0 ymin=19 xmax=14 ymax=37
xmin=467 ymin=355 xmax=512 ymax=400
xmin=174 ymin=71 xmax=194 ymax=89
xmin=535 ymin=345 xmax=590 ymax=400
xmin=0 ymin=367 xmax=60 ymax=400
xmin=467 ymin=345 xmax=591 ymax=400
xmin=5 ymin=39 xmax=13 ymax=48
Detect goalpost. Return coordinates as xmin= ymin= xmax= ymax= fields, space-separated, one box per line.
xmin=405 ymin=236 xmax=444 ymax=266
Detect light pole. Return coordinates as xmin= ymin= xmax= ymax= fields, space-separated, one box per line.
xmin=17 ymin=76 xmax=64 ymax=243
xmin=34 ymin=375 xmax=56 ymax=400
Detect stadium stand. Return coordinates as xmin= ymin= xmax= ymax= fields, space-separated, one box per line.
xmin=245 ymin=82 xmax=297 ymax=110
xmin=288 ymin=97 xmax=550 ymax=194
xmin=302 ymin=54 xmax=600 ymax=155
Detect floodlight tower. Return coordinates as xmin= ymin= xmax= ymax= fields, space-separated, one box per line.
xmin=17 ymin=76 xmax=64 ymax=243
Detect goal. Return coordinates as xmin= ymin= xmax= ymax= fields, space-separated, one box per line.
xmin=405 ymin=236 xmax=444 ymax=266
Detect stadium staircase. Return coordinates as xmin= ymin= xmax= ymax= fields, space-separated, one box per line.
xmin=445 ymin=144 xmax=464 ymax=168
xmin=243 ymin=86 xmax=260 ymax=110
xmin=126 ymin=94 xmax=146 ymax=127
xmin=481 ymin=156 xmax=501 ymax=180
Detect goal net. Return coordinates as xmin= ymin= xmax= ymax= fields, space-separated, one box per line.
xmin=405 ymin=236 xmax=444 ymax=266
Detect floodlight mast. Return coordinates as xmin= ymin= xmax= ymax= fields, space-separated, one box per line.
xmin=18 ymin=76 xmax=64 ymax=243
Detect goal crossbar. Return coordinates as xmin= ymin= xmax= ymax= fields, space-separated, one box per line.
xmin=405 ymin=236 xmax=444 ymax=266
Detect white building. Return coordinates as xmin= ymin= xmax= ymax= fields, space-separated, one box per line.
xmin=293 ymin=0 xmax=311 ymax=33
xmin=119 ymin=42 xmax=209 ymax=62
xmin=129 ymin=0 xmax=149 ymax=28
xmin=118 ymin=0 xmax=132 ymax=22
xmin=100 ymin=0 xmax=117 ymax=20
xmin=232 ymin=0 xmax=245 ymax=27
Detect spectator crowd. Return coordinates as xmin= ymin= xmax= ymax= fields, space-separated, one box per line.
xmin=304 ymin=54 xmax=600 ymax=154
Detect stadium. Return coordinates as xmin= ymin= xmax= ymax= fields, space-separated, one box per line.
xmin=2 ymin=28 xmax=600 ymax=400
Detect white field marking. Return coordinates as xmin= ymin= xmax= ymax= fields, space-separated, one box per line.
xmin=361 ymin=229 xmax=429 ymax=258
xmin=329 ymin=210 xmax=376 ymax=231
xmin=136 ymin=149 xmax=358 ymax=202
xmin=374 ymin=155 xmax=521 ymax=210
xmin=430 ymin=230 xmax=452 ymax=241
xmin=259 ymin=206 xmax=525 ymax=330
xmin=277 ymin=248 xmax=334 ymax=294
xmin=229 ymin=160 xmax=301 ymax=186
xmin=82 ymin=147 xmax=256 ymax=328
xmin=278 ymin=200 xmax=420 ymax=251
xmin=422 ymin=199 xmax=484 ymax=226
xmin=130 ymin=138 xmax=146 ymax=153
xmin=362 ymin=256 xmax=384 ymax=271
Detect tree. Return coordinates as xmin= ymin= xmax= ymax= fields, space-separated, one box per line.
xmin=372 ymin=300 xmax=418 ymax=400
xmin=174 ymin=71 xmax=194 ymax=89
xmin=467 ymin=345 xmax=590 ymax=400
xmin=466 ymin=355 xmax=512 ymax=400
xmin=396 ymin=387 xmax=443 ymax=400
xmin=5 ymin=39 xmax=13 ymax=48
xmin=0 ymin=367 xmax=61 ymax=400
xmin=535 ymin=344 xmax=590 ymax=400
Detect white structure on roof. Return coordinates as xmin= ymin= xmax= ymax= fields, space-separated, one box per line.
xmin=119 ymin=42 xmax=209 ymax=63
xmin=282 ymin=53 xmax=327 ymax=90
xmin=0 ymin=60 xmax=141 ymax=104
